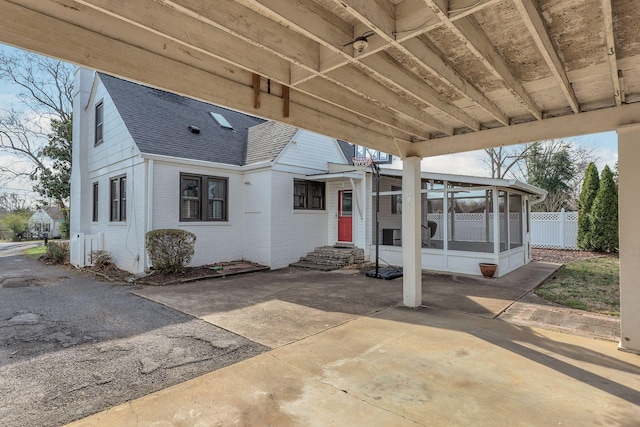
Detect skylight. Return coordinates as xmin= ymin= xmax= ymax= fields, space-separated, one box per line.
xmin=210 ymin=112 xmax=233 ymax=129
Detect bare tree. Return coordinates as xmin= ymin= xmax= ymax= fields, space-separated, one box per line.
xmin=0 ymin=192 xmax=33 ymax=213
xmin=482 ymin=139 xmax=597 ymax=211
xmin=0 ymin=48 xmax=73 ymax=229
xmin=482 ymin=145 xmax=533 ymax=179
xmin=0 ymin=49 xmax=72 ymax=182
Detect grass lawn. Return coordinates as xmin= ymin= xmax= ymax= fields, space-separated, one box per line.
xmin=23 ymin=245 xmax=47 ymax=259
xmin=535 ymin=255 xmax=619 ymax=316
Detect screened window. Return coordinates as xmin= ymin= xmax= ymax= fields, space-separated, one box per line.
xmin=180 ymin=174 xmax=228 ymax=221
xmin=110 ymin=175 xmax=126 ymax=222
xmin=92 ymin=182 xmax=99 ymax=222
xmin=95 ymin=102 xmax=104 ymax=145
xmin=293 ymin=180 xmax=325 ymax=210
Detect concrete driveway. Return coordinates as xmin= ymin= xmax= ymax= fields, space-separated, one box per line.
xmin=68 ymin=264 xmax=640 ymax=426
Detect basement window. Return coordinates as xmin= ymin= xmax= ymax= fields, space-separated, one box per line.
xmin=210 ymin=112 xmax=233 ymax=129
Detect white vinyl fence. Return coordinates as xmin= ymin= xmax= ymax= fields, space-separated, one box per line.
xmin=530 ymin=209 xmax=579 ymax=249
xmin=70 ymin=232 xmax=104 ymax=267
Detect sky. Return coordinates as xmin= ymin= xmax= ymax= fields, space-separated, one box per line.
xmin=388 ymin=130 xmax=618 ymax=178
xmin=0 ymin=42 xmax=620 ymax=201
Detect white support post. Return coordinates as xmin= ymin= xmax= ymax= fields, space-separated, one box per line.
xmin=617 ymin=124 xmax=640 ymax=354
xmin=402 ymin=157 xmax=422 ymax=307
xmin=493 ymin=188 xmax=500 ymax=255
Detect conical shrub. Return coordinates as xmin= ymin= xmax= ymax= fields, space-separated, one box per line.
xmin=577 ymin=162 xmax=599 ymax=250
xmin=590 ymin=165 xmax=618 ymax=252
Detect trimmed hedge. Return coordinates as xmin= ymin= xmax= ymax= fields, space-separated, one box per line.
xmin=145 ymin=229 xmax=196 ymax=273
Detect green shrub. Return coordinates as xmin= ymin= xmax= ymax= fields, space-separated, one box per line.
xmin=577 ymin=162 xmax=599 ymax=250
xmin=1 ymin=212 xmax=30 ymax=241
xmin=45 ymin=240 xmax=70 ymax=264
xmin=590 ymin=165 xmax=618 ymax=252
xmin=145 ymin=229 xmax=196 ymax=273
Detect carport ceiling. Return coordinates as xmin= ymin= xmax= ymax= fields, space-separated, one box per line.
xmin=1 ymin=0 xmax=640 ymax=157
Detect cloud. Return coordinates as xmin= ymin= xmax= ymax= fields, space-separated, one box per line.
xmin=388 ymin=150 xmax=491 ymax=178
xmin=593 ymin=147 xmax=618 ymax=171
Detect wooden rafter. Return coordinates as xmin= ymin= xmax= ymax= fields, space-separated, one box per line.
xmin=2 ymin=0 xmax=634 ymax=160
xmin=252 ymin=73 xmax=261 ymax=109
xmin=331 ymin=0 xmax=510 ymax=125
xmin=70 ymin=0 xmax=441 ymax=139
xmin=238 ymin=0 xmax=479 ymax=131
xmin=512 ymin=0 xmax=580 ymax=113
xmin=423 ymin=0 xmax=542 ymax=120
xmin=602 ymin=0 xmax=623 ymax=106
xmin=0 ymin=0 xmax=414 ymax=157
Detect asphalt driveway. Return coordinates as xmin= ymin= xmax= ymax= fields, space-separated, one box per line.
xmin=0 ymin=243 xmax=267 ymax=427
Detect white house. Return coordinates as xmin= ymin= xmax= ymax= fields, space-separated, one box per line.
xmin=29 ymin=206 xmax=64 ymax=238
xmin=70 ymin=69 xmax=545 ymax=277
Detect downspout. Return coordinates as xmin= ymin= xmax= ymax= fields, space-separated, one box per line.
xmin=145 ymin=159 xmax=154 ymax=270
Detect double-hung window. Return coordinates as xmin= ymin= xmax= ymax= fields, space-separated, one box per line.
xmin=180 ymin=174 xmax=228 ymax=221
xmin=95 ymin=102 xmax=104 ymax=145
xmin=293 ymin=179 xmax=325 ymax=210
xmin=110 ymin=175 xmax=126 ymax=222
xmin=92 ymin=182 xmax=99 ymax=222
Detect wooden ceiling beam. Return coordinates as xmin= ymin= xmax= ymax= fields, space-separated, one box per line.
xmin=333 ymin=0 xmax=510 ymax=126
xmin=409 ymin=101 xmax=640 ymax=157
xmin=447 ymin=0 xmax=504 ymax=20
xmin=401 ymin=37 xmax=509 ymax=125
xmin=0 ymin=0 xmax=412 ymax=157
xmin=72 ymin=0 xmax=441 ymax=138
xmin=512 ymin=0 xmax=581 ymax=113
xmin=424 ymin=0 xmax=542 ymax=120
xmin=238 ymin=0 xmax=476 ymax=132
xmin=361 ymin=54 xmax=480 ymax=130
xmin=602 ymin=0 xmax=623 ymax=106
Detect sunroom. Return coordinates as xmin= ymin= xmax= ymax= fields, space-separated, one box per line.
xmin=373 ymin=170 xmax=546 ymax=278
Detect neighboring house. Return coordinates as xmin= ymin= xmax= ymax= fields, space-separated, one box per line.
xmin=70 ymin=69 xmax=545 ymax=277
xmin=29 ymin=206 xmax=64 ymax=238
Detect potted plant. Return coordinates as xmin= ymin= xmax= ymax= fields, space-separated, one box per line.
xmin=479 ymin=263 xmax=497 ymax=278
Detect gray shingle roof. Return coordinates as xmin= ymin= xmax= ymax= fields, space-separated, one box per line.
xmin=98 ymin=73 xmax=266 ymax=166
xmin=43 ymin=206 xmax=63 ymax=220
xmin=245 ymin=121 xmax=298 ymax=165
xmin=338 ymin=140 xmax=355 ymax=165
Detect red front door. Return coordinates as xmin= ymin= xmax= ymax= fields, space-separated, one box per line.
xmin=338 ymin=190 xmax=353 ymax=242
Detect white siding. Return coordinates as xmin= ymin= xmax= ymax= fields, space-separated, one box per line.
xmin=242 ymin=169 xmax=272 ymax=266
xmin=89 ymin=159 xmax=147 ymax=273
xmin=72 ymin=72 xmax=147 ymax=273
xmin=88 ymin=83 xmax=140 ymax=172
xmin=276 ymin=130 xmax=347 ymax=171
xmin=151 ymin=162 xmax=245 ymax=267
xmin=269 ymin=170 xmax=328 ymax=268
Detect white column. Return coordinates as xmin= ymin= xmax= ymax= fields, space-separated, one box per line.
xmin=617 ymin=124 xmax=640 ymax=354
xmin=493 ymin=188 xmax=500 ymax=255
xmin=402 ymin=157 xmax=422 ymax=307
xmin=70 ymin=68 xmax=93 ymax=235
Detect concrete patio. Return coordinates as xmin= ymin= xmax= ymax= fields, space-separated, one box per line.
xmin=67 ymin=264 xmax=639 ymax=426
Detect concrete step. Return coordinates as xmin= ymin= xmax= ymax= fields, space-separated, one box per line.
xmin=291 ymin=246 xmax=365 ymax=271
xmin=288 ymin=262 xmax=341 ymax=271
